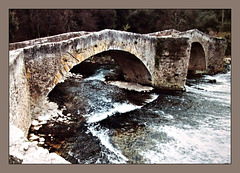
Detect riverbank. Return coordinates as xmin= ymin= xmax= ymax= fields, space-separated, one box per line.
xmin=9 ymin=123 xmax=70 ymax=164
xmin=9 ymin=55 xmax=231 ymax=164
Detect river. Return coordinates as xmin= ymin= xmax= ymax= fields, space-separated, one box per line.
xmin=28 ymin=61 xmax=231 ymax=164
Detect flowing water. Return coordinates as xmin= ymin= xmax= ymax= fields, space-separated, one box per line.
xmin=28 ymin=62 xmax=231 ymax=164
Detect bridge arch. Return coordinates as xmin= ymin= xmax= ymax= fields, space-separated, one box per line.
xmin=70 ymin=49 xmax=152 ymax=85
xmin=47 ymin=46 xmax=153 ymax=98
xmin=9 ymin=29 xmax=227 ymax=139
xmin=188 ymin=42 xmax=207 ymax=73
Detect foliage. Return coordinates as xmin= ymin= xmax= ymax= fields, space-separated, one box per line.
xmin=126 ymin=9 xmax=156 ymax=33
xmin=73 ymin=10 xmax=98 ymax=31
xmin=9 ymin=9 xmax=231 ymax=45
xmin=155 ymin=9 xmax=197 ymax=31
xmin=9 ymin=10 xmax=19 ymax=42
xmin=195 ymin=10 xmax=220 ymax=33
xmin=123 ymin=23 xmax=131 ymax=31
xmin=92 ymin=10 xmax=117 ymax=30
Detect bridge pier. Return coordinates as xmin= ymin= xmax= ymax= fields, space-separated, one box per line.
xmin=153 ymin=37 xmax=191 ymax=91
xmin=9 ymin=29 xmax=227 ymax=136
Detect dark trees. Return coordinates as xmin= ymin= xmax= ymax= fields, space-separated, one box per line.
xmin=9 ymin=10 xmax=19 ymax=43
xmin=9 ymin=9 xmax=231 ymax=43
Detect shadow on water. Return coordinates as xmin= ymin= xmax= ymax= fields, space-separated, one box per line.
xmin=28 ymin=58 xmax=159 ymax=163
xmin=27 ymin=60 xmax=231 ymax=164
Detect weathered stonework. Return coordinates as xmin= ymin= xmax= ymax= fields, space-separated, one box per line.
xmin=9 ymin=28 xmax=227 ymax=164
xmin=9 ymin=29 xmax=226 ymax=135
xmin=153 ymin=37 xmax=190 ymax=90
xmin=149 ymin=29 xmax=227 ymax=74
xmin=9 ymin=49 xmax=31 ymax=136
xmin=9 ymin=124 xmax=70 ymax=164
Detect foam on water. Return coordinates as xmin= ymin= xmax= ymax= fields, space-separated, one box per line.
xmin=140 ymin=71 xmax=231 ymax=164
xmin=145 ymin=93 xmax=159 ymax=103
xmin=186 ymin=71 xmax=231 ymax=104
xmin=84 ymin=69 xmax=107 ymax=82
xmin=40 ymin=64 xmax=230 ymax=164
xmin=84 ymin=92 xmax=158 ymax=124
xmin=87 ymin=124 xmax=128 ymax=164
xmin=83 ymin=91 xmax=159 ymax=163
xmin=84 ymin=102 xmax=142 ymax=123
xmin=107 ymin=81 xmax=154 ymax=92
xmin=140 ymin=121 xmax=231 ymax=164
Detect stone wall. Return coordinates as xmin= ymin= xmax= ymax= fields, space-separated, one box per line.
xmin=172 ymin=29 xmax=227 ymax=74
xmin=9 ymin=28 xmax=227 ymax=164
xmin=22 ymin=30 xmax=156 ymax=112
xmin=9 ymin=49 xmax=31 ymax=136
xmin=153 ymin=37 xmax=191 ymax=90
xmin=9 ymin=29 xmax=227 ymax=135
xmin=148 ymin=29 xmax=227 ymax=74
xmin=206 ymin=39 xmax=227 ymax=73
xmin=9 ymin=31 xmax=90 ymax=51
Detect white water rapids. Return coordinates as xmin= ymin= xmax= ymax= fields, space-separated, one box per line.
xmin=80 ymin=69 xmax=231 ymax=164
xmin=28 ymin=65 xmax=231 ymax=164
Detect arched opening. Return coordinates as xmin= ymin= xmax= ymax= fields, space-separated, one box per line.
xmin=70 ymin=50 xmax=152 ymax=85
xmin=28 ymin=50 xmax=155 ymax=161
xmin=188 ymin=42 xmax=206 ymax=74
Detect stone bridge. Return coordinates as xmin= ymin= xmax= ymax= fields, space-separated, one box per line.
xmin=9 ymin=29 xmax=227 ymax=136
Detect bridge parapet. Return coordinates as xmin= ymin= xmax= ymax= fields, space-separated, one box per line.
xmin=177 ymin=29 xmax=227 ymax=73
xmin=9 ymin=29 xmax=227 ymax=135
xmin=9 ymin=31 xmax=91 ymax=51
xmin=149 ymin=29 xmax=227 ymax=74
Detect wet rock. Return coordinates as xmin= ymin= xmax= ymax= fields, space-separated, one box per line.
xmin=107 ymin=81 xmax=153 ymax=92
xmin=10 ymin=124 xmax=70 ymax=164
xmin=9 ymin=155 xmax=23 ymax=164
xmin=223 ymin=57 xmax=231 ymax=65
xmin=208 ymin=79 xmax=217 ymax=84
xmin=29 ymin=133 xmax=39 ymax=141
xmin=221 ymin=64 xmax=231 ymax=74
xmin=111 ymin=126 xmax=147 ymax=164
xmin=57 ymin=125 xmax=103 ymax=164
